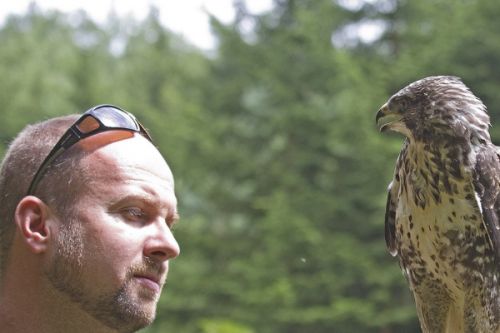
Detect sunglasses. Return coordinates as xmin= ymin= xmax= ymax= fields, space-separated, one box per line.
xmin=27 ymin=104 xmax=152 ymax=195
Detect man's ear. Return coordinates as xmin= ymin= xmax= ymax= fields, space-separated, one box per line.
xmin=14 ymin=196 xmax=52 ymax=254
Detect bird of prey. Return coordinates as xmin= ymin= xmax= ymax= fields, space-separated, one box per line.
xmin=376 ymin=76 xmax=500 ymax=333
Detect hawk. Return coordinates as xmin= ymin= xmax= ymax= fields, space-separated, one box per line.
xmin=376 ymin=76 xmax=500 ymax=332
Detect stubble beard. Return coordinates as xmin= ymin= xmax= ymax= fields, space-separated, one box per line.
xmin=44 ymin=221 xmax=160 ymax=333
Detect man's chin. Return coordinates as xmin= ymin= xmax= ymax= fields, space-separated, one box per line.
xmin=119 ymin=280 xmax=160 ymax=323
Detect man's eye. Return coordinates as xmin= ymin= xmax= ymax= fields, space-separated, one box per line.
xmin=123 ymin=207 xmax=146 ymax=221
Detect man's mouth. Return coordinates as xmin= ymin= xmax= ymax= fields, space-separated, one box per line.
xmin=134 ymin=274 xmax=162 ymax=293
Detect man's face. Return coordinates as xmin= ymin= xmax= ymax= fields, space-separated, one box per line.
xmin=44 ymin=135 xmax=180 ymax=332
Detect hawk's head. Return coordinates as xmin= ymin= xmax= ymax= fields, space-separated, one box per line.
xmin=376 ymin=76 xmax=490 ymax=143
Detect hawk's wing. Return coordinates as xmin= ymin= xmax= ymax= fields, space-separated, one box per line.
xmin=385 ymin=179 xmax=398 ymax=257
xmin=473 ymin=144 xmax=500 ymax=261
xmin=384 ymin=142 xmax=407 ymax=257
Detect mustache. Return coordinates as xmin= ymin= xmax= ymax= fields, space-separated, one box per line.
xmin=127 ymin=257 xmax=166 ymax=283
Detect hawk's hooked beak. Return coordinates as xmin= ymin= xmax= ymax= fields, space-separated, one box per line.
xmin=376 ymin=103 xmax=403 ymax=133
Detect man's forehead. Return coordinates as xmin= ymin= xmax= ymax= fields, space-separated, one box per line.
xmin=79 ymin=133 xmax=174 ymax=187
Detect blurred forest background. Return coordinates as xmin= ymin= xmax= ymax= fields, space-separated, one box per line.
xmin=2 ymin=0 xmax=500 ymax=332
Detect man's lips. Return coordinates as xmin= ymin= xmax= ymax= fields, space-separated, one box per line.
xmin=134 ymin=274 xmax=163 ymax=293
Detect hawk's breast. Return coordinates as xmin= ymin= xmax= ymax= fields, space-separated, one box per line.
xmin=395 ymin=142 xmax=492 ymax=295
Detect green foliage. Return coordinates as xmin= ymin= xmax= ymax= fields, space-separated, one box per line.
xmin=199 ymin=319 xmax=255 ymax=333
xmin=3 ymin=1 xmax=500 ymax=332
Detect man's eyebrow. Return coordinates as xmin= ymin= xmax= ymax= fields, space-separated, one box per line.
xmin=110 ymin=193 xmax=177 ymax=215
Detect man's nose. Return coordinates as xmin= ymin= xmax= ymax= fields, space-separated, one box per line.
xmin=143 ymin=220 xmax=180 ymax=262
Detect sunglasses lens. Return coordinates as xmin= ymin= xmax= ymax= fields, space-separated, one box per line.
xmin=76 ymin=115 xmax=100 ymax=134
xmin=92 ymin=106 xmax=139 ymax=130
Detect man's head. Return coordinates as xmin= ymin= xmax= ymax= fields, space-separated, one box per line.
xmin=0 ymin=107 xmax=180 ymax=332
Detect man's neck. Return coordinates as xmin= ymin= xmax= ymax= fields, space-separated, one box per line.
xmin=0 ymin=265 xmax=118 ymax=333
xmin=0 ymin=287 xmax=119 ymax=333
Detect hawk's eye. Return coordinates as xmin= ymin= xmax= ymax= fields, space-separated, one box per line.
xmin=398 ymin=98 xmax=408 ymax=112
xmin=388 ymin=97 xmax=408 ymax=113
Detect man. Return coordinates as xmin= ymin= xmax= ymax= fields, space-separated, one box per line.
xmin=0 ymin=105 xmax=180 ymax=333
